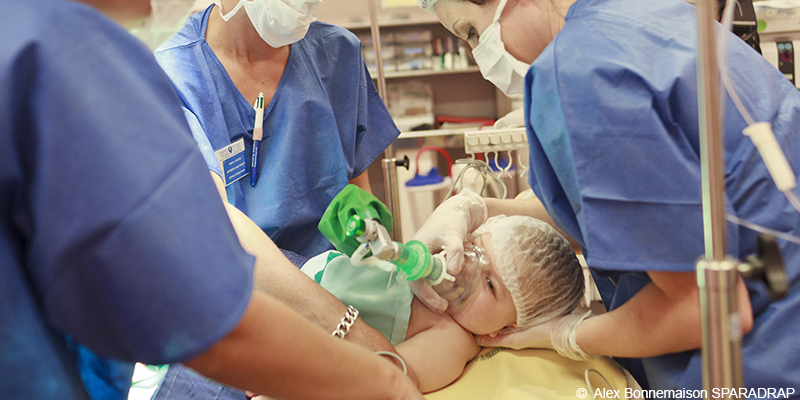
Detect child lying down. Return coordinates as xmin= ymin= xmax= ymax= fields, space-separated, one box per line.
xmin=302 ymin=214 xmax=586 ymax=393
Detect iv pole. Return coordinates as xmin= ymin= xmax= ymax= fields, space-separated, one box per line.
xmin=368 ymin=0 xmax=407 ymax=241
xmin=694 ymin=0 xmax=744 ymax=395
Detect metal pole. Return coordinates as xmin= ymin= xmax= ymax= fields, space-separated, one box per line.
xmin=697 ymin=259 xmax=744 ymax=395
xmin=697 ymin=0 xmax=726 ymax=261
xmin=694 ymin=0 xmax=744 ymax=395
xmin=367 ymin=0 xmax=403 ymax=241
xmin=382 ymin=158 xmax=403 ymax=241
xmin=367 ymin=0 xmax=388 ymax=111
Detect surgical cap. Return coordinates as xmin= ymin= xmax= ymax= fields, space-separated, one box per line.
xmin=417 ymin=0 xmax=438 ymax=14
xmin=471 ymin=215 xmax=584 ymax=329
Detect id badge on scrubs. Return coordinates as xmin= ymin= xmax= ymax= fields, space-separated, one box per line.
xmin=214 ymin=137 xmax=248 ymax=186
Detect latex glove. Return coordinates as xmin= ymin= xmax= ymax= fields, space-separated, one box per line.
xmin=493 ymin=107 xmax=525 ymax=129
xmin=475 ymin=308 xmax=596 ymax=361
xmin=413 ymin=188 xmax=488 ymax=273
xmin=409 ymin=188 xmax=488 ymax=313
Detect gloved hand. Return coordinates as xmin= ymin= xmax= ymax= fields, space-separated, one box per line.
xmin=475 ymin=308 xmax=596 ymax=361
xmin=408 ymin=188 xmax=488 ymax=314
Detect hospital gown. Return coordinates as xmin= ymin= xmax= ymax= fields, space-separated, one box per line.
xmin=0 ymin=1 xmax=254 ymax=398
xmin=524 ymin=0 xmax=800 ymax=392
xmin=154 ymin=5 xmax=400 ymax=260
xmin=303 ymin=251 xmax=415 ymax=345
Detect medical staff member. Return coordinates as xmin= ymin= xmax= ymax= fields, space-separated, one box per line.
xmin=149 ymin=1 xmax=401 ymax=397
xmin=153 ymin=0 xmax=399 ymax=267
xmin=410 ymin=0 xmax=800 ymax=393
xmin=0 ymin=0 xmax=423 ymax=399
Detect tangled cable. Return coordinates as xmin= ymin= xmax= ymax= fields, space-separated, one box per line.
xmin=445 ymin=158 xmax=508 ymax=201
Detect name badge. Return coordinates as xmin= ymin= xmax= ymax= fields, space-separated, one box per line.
xmin=214 ymin=137 xmax=248 ymax=186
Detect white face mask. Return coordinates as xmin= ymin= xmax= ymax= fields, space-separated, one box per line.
xmin=130 ymin=0 xmax=195 ymax=50
xmin=471 ymin=0 xmax=531 ymax=96
xmin=215 ymin=0 xmax=322 ymax=48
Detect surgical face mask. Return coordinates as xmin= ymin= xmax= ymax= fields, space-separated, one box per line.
xmin=215 ymin=0 xmax=322 ymax=48
xmin=431 ymin=244 xmax=490 ymax=311
xmin=130 ymin=0 xmax=195 ymax=51
xmin=471 ymin=0 xmax=531 ymax=96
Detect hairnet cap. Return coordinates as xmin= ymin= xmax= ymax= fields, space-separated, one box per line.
xmin=417 ymin=0 xmax=438 ymax=14
xmin=472 ymin=215 xmax=585 ymax=329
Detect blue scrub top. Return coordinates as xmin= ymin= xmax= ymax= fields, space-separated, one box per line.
xmin=155 ymin=6 xmax=400 ymax=259
xmin=0 ymin=1 xmax=255 ymax=398
xmin=525 ymin=0 xmax=800 ymax=392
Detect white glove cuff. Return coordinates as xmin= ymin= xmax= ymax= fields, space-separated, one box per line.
xmin=550 ymin=309 xmax=596 ymax=361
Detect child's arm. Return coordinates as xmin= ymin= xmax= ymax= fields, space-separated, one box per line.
xmin=396 ymin=298 xmax=481 ymax=393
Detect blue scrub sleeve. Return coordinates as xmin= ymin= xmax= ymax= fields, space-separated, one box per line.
xmin=184 ymin=107 xmax=223 ymax=177
xmin=548 ymin=24 xmax=723 ymax=272
xmin=20 ymin=16 xmax=254 ymax=365
xmin=318 ymin=28 xmax=399 ymax=179
xmin=351 ymin=61 xmax=399 ymax=178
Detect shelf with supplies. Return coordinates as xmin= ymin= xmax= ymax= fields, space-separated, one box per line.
xmin=332 ymin=18 xmax=504 ymax=132
xmin=351 ymin=22 xmax=477 ymax=78
xmin=317 ymin=0 xmax=517 ymax=124
xmin=333 ymin=14 xmax=442 ymax=30
xmin=320 ymin=3 xmax=526 ymax=251
xmin=380 ymin=66 xmax=481 ymax=79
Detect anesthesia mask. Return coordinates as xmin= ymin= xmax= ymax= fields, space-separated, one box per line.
xmin=392 ymin=241 xmax=490 ymax=312
xmin=130 ymin=0 xmax=195 ymax=50
xmin=470 ymin=0 xmax=531 ymax=96
xmin=432 ymin=244 xmax=490 ymax=311
xmin=215 ymin=0 xmax=323 ymax=48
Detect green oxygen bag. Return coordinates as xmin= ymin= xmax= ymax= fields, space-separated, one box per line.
xmin=317 ymin=184 xmax=394 ymax=257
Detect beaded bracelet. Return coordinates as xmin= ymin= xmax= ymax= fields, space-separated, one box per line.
xmin=331 ymin=305 xmax=359 ymax=339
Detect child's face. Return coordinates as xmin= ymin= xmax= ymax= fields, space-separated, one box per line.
xmin=446 ymin=233 xmax=518 ymax=336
